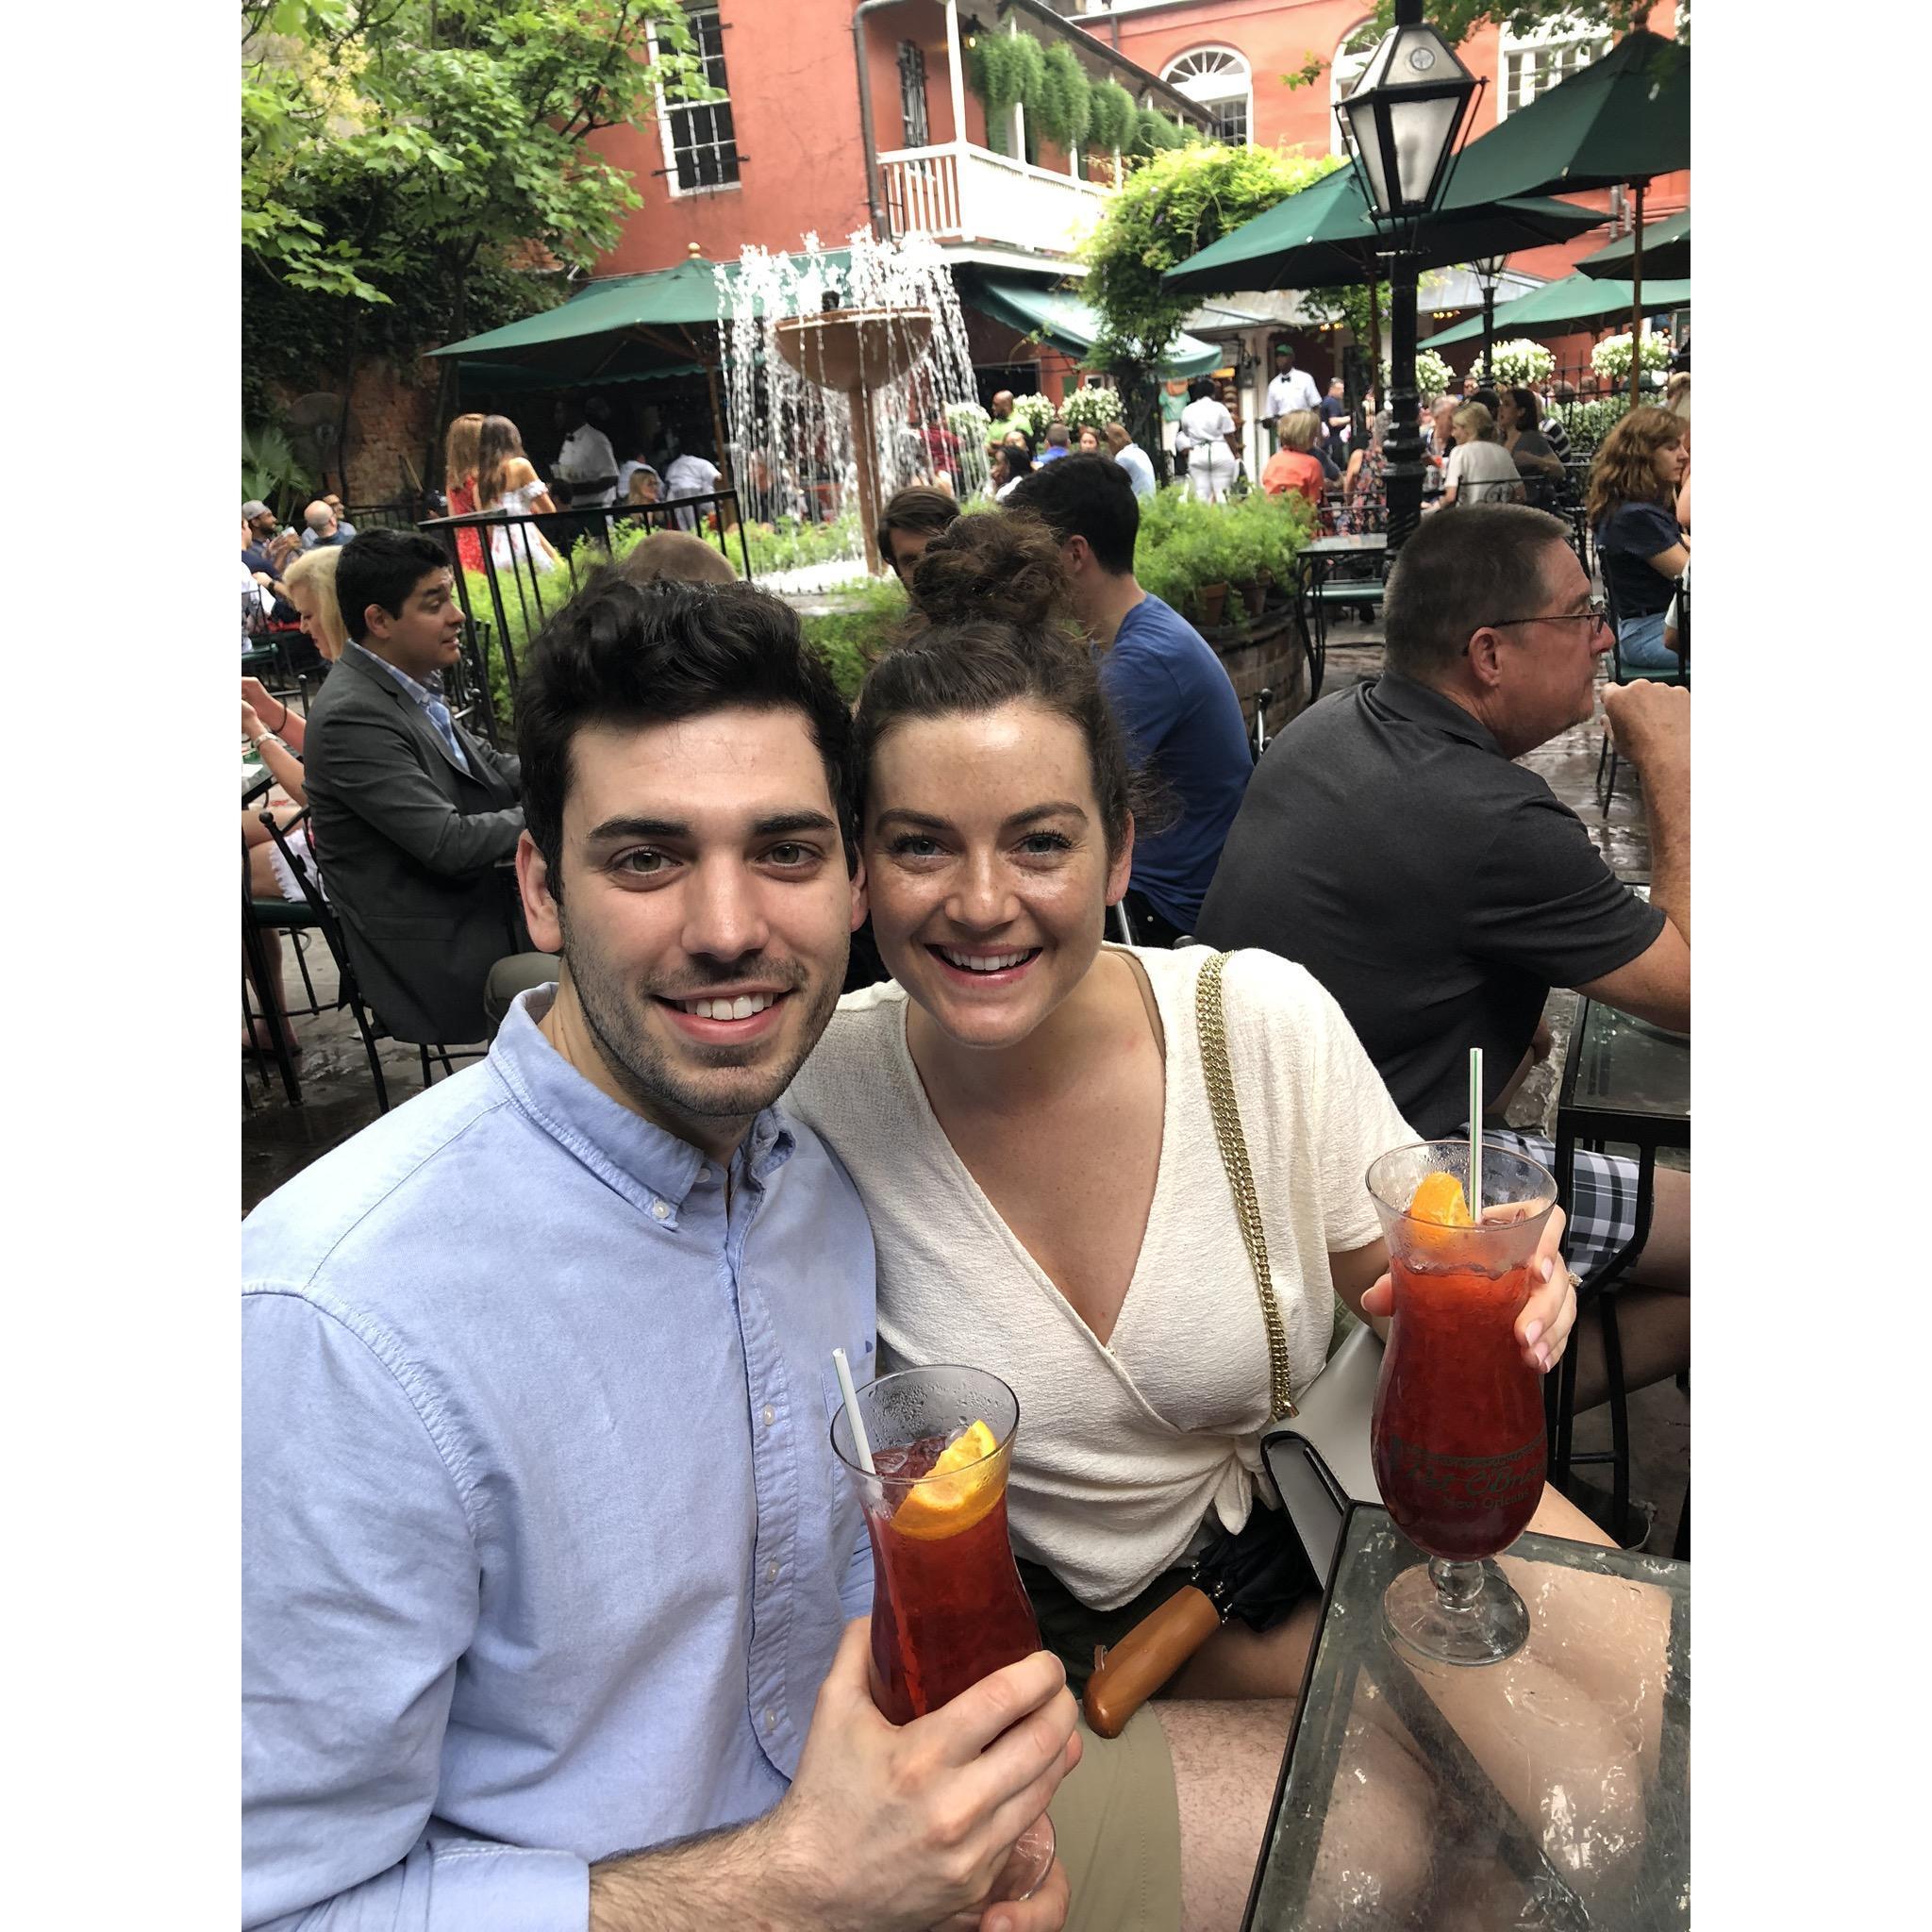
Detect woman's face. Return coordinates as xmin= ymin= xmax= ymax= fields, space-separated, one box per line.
xmin=990 ymin=449 xmax=1010 ymax=486
xmin=1652 ymin=437 xmax=1688 ymax=489
xmin=1076 ymin=426 xmax=1101 ymax=453
xmin=862 ymin=700 xmax=1132 ymax=1053
xmin=1497 ymin=393 xmax=1520 ymax=433
xmin=1003 ymin=427 xmax=1030 ymax=452
xmin=289 ymin=585 xmax=341 ymax=660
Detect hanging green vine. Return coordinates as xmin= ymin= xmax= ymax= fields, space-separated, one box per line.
xmin=968 ymin=29 xmax=1182 ymax=158
xmin=1036 ymin=43 xmax=1092 ymax=152
xmin=1088 ymin=79 xmax=1138 ymax=155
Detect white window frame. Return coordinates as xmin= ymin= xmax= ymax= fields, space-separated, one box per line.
xmin=1496 ymin=19 xmax=1613 ymax=124
xmin=650 ymin=4 xmax=741 ymax=200
xmin=1328 ymin=18 xmax=1376 ymax=158
xmin=1161 ymin=46 xmax=1253 ymax=148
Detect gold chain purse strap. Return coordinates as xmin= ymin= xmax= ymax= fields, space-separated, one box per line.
xmin=1195 ymin=950 xmax=1296 ymax=1422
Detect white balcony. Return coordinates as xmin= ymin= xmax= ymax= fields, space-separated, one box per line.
xmin=878 ymin=142 xmax=1110 ymax=258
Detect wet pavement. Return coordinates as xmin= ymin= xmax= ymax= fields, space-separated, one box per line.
xmin=243 ymin=622 xmax=1688 ymax=1553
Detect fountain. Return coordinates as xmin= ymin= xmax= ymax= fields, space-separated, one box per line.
xmin=717 ymin=233 xmax=986 ymax=581
xmin=772 ymin=303 xmax=931 ymax=576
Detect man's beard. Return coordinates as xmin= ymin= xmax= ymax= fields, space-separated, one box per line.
xmin=560 ymin=915 xmax=847 ymax=1127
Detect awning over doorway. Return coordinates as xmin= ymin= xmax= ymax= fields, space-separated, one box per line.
xmin=968 ymin=275 xmax=1223 ymax=380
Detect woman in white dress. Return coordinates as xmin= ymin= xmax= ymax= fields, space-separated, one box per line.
xmin=1177 ymin=377 xmax=1240 ymax=504
xmin=476 ymin=413 xmax=560 ymax=574
xmin=783 ymin=516 xmax=1607 ymax=1930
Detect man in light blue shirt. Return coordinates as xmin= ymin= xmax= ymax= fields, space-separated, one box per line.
xmin=244 ymin=575 xmax=1079 ymax=1931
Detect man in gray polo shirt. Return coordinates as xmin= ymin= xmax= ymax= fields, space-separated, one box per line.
xmin=1196 ymin=505 xmax=1689 ymax=1416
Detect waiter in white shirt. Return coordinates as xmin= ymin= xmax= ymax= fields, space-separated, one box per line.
xmin=552 ymin=394 xmax=620 ymax=508
xmin=663 ymin=446 xmax=724 ymax=532
xmin=1262 ymin=342 xmax=1321 ymax=432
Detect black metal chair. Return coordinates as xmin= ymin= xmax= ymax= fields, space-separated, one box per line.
xmin=1595 ymin=577 xmax=1689 ymax=813
xmin=243 ymin=835 xmax=325 ymax=1107
xmin=259 ymin=810 xmax=481 ymax=1111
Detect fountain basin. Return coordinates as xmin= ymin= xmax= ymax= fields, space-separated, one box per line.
xmin=772 ymin=308 xmax=933 ymax=391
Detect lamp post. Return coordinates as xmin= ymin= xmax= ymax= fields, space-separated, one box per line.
xmin=1335 ymin=2 xmax=1480 ymax=558
xmin=1472 ymin=253 xmax=1507 ymax=390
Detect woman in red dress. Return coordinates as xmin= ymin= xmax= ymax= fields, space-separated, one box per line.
xmin=442 ymin=411 xmax=486 ymax=576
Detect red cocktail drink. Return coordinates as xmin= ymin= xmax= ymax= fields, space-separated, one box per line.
xmin=1366 ymin=1141 xmax=1558 ymax=1666
xmin=1373 ymin=1257 xmax=1546 ymax=1561
xmin=864 ymin=1439 xmax=1044 ymax=1724
xmin=831 ymin=1365 xmax=1054 ymax=1908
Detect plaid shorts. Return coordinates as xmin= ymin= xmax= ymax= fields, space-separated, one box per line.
xmin=1470 ymin=1127 xmax=1640 ymax=1284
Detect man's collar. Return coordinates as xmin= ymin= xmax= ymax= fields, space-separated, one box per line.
xmin=346 ymin=639 xmax=442 ymax=706
xmin=489 ymin=989 xmax=794 ymax=1225
xmin=1368 ymin=671 xmax=1503 ymax=756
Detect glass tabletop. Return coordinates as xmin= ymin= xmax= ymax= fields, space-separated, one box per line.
xmin=1246 ymin=1506 xmax=1689 ymax=1930
xmin=1564 ymin=997 xmax=1691 ymax=1129
xmin=1301 ymin=533 xmax=1388 ymax=557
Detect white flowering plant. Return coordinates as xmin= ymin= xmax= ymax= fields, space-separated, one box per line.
xmin=1060 ymin=384 xmax=1123 ymax=431
xmin=1590 ymin=330 xmax=1673 ymax=385
xmin=1395 ymin=348 xmax=1456 ymax=405
xmin=944 ymin=399 xmax=991 ymax=447
xmin=1008 ymin=392 xmax=1058 ymax=444
xmin=1491 ymin=339 xmax=1555 ymax=389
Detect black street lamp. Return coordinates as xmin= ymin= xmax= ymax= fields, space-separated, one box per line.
xmin=1472 ymin=253 xmax=1507 ymax=389
xmin=1336 ymin=3 xmax=1481 ymax=556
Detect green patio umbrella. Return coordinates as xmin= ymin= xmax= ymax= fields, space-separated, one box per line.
xmin=1576 ymin=207 xmax=1689 ymax=280
xmin=1445 ymin=28 xmax=1690 ymax=393
xmin=1162 ymin=162 xmax=1608 ymax=297
xmin=1422 ymin=271 xmax=1690 ymax=348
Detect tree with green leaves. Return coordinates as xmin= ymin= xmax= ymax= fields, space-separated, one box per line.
xmin=1080 ymin=144 xmax=1343 ymax=473
xmin=242 ymin=1 xmax=708 ymax=482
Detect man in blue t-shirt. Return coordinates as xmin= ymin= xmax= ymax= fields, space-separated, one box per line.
xmin=1005 ymin=455 xmax=1251 ymax=943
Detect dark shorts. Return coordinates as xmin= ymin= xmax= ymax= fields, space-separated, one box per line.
xmin=1019 ymin=1557 xmax=1199 ymax=1699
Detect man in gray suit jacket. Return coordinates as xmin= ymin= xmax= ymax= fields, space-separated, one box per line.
xmin=304 ymin=530 xmax=529 ymax=1045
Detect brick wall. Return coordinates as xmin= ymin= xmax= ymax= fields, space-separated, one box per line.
xmin=1208 ymin=607 xmax=1309 ymax=744
xmin=268 ymin=357 xmax=441 ymax=509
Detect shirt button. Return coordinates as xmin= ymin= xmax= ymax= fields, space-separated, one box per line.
xmin=766 ymin=1559 xmax=780 ymax=1584
xmin=697 ymin=1167 xmax=711 ymax=1185
xmin=762 ymin=1707 xmax=777 ymax=1733
xmin=762 ymin=1405 xmax=775 ymax=1426
xmin=650 ymin=1199 xmax=670 ymax=1221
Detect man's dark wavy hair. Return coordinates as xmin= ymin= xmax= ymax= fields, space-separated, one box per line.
xmin=515 ymin=570 xmax=857 ymax=893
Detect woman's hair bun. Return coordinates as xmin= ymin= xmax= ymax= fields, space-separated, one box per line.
xmin=908 ymin=509 xmax=1079 ymax=633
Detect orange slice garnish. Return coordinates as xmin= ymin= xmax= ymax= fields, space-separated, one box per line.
xmin=1409 ymin=1172 xmax=1474 ymax=1227
xmin=891 ymin=1420 xmax=1003 ymax=1541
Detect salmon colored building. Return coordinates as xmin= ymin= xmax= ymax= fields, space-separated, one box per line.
xmin=575 ymin=0 xmax=1210 ymax=417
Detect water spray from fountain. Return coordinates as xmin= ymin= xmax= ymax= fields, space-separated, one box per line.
xmin=717 ymin=231 xmax=989 ymax=581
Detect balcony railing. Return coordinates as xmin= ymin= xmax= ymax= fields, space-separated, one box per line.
xmin=878 ymin=141 xmax=1109 ymax=256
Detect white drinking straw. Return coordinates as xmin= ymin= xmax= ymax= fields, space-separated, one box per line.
xmin=832 ymin=1347 xmax=875 ymax=1475
xmin=1468 ymin=1047 xmax=1484 ymax=1221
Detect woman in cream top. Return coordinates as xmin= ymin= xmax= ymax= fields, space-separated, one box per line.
xmin=781 ymin=513 xmax=1578 ymax=1645
xmin=786 ymin=941 xmax=1410 ymax=1612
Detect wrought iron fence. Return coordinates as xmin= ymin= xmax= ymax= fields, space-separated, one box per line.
xmin=415 ymin=491 xmax=751 ymax=746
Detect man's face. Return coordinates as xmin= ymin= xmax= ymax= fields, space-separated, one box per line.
xmin=991 ymin=391 xmax=1014 ymax=419
xmin=887 ymin=525 xmax=936 ymax=591
xmin=517 ymin=707 xmax=864 ymax=1153
xmin=247 ymin=510 xmax=276 ymax=544
xmin=1489 ymin=544 xmax=1611 ymax=751
xmin=365 ymin=567 xmax=464 ymax=682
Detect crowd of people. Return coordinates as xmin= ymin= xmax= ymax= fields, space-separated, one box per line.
xmin=242 ymin=394 xmax=1693 ymax=1930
